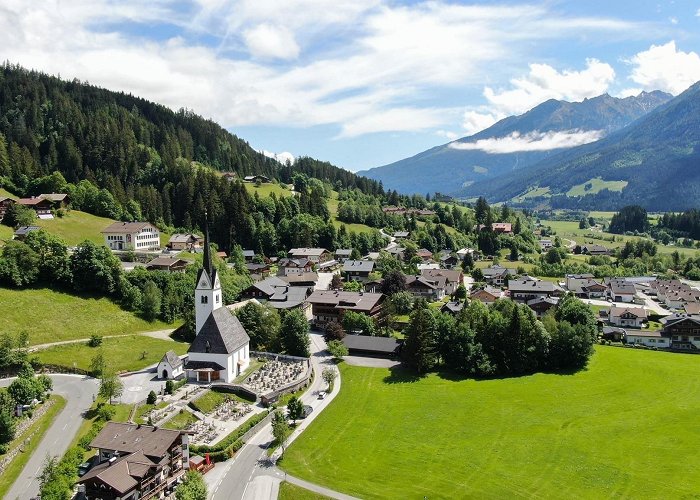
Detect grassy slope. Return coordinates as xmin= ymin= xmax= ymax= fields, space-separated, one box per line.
xmin=34 ymin=335 xmax=188 ymax=372
xmin=327 ymin=191 xmax=375 ymax=235
xmin=566 ymin=178 xmax=628 ymax=197
xmin=243 ymin=182 xmax=294 ymax=198
xmin=283 ymin=347 xmax=700 ymax=499
xmin=278 ymin=482 xmax=331 ymax=500
xmin=0 ymin=395 xmax=67 ymax=499
xmin=35 ymin=209 xmax=115 ymax=245
xmin=0 ymin=287 xmax=175 ymax=345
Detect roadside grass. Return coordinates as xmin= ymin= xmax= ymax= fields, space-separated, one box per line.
xmin=163 ymin=410 xmax=199 ymax=430
xmin=134 ymin=401 xmax=169 ymax=424
xmin=35 ymin=209 xmax=116 ymax=246
xmin=278 ymin=481 xmax=332 ymax=500
xmin=33 ymin=335 xmax=188 ymax=373
xmin=282 ymin=347 xmax=700 ymax=499
xmin=0 ymin=395 xmax=66 ymax=499
xmin=0 ymin=287 xmax=176 ymax=345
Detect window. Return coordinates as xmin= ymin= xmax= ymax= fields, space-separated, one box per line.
xmin=215 ymin=294 xmax=220 ymax=304
xmin=201 ymin=296 xmax=208 ymax=304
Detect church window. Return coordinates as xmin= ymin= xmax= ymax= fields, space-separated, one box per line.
xmin=201 ymin=295 xmax=208 ymax=304
xmin=216 ymin=294 xmax=220 ymax=304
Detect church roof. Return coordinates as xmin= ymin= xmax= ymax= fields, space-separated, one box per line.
xmin=159 ymin=350 xmax=183 ymax=369
xmin=189 ymin=308 xmax=250 ymax=355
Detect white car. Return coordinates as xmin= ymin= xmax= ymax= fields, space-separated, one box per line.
xmin=317 ymin=391 xmax=327 ymax=399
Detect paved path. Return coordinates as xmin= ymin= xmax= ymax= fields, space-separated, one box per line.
xmin=1 ymin=374 xmax=99 ymax=500
xmin=209 ymin=332 xmax=347 ymax=500
xmin=27 ymin=329 xmax=176 ymax=352
xmin=344 ymin=355 xmax=401 ymax=368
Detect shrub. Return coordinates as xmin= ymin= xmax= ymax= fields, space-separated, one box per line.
xmin=165 ymin=380 xmax=174 ymax=394
xmin=87 ymin=335 xmax=103 ymax=347
xmin=146 ymin=390 xmax=157 ymax=405
xmin=96 ymin=404 xmax=116 ymax=421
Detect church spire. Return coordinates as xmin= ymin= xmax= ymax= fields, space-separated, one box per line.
xmin=203 ymin=210 xmax=212 ymax=279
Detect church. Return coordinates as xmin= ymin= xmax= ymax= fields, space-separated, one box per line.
xmin=181 ymin=218 xmax=251 ymax=383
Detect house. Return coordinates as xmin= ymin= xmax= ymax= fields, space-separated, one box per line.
xmin=277 ymin=257 xmax=314 ymax=276
xmin=167 ymin=233 xmax=203 ymax=251
xmin=245 ymin=262 xmax=272 ymax=278
xmin=683 ymin=302 xmax=700 ymax=315
xmin=342 ymin=335 xmax=401 ymax=358
xmin=157 ymin=350 xmax=184 ymax=379
xmin=364 ymin=279 xmax=383 ymax=294
xmin=222 ymin=172 xmax=237 ymax=182
xmin=539 ymin=239 xmax=553 ymax=251
xmin=492 ymin=222 xmax=512 ymax=234
xmin=0 ymin=196 xmax=15 ymax=221
xmin=601 ymin=326 xmax=626 ymax=342
xmin=664 ymin=290 xmax=700 ymax=310
xmin=456 ymin=247 xmax=476 ymax=260
xmin=102 ymin=222 xmax=160 ymax=251
xmin=421 ymin=268 xmax=463 ymax=295
xmin=288 ymin=248 xmax=331 ymax=263
xmin=393 ymin=231 xmax=410 ymax=239
xmin=481 ymin=265 xmax=515 ymax=286
xmin=78 ymin=422 xmax=189 ymax=500
xmin=441 ymin=301 xmax=464 ymax=315
xmin=470 ymin=286 xmax=503 ymax=305
xmin=607 ymin=279 xmax=637 ymax=303
xmin=508 ymin=279 xmax=563 ymax=303
xmin=146 ymin=256 xmax=192 ymax=273
xmin=581 ymin=244 xmax=610 ymax=256
xmin=39 ymin=193 xmax=70 ymax=208
xmin=241 ymin=276 xmax=313 ymax=318
xmin=335 ymin=249 xmax=352 ymax=263
xmin=13 ymin=225 xmax=41 ymax=240
xmin=243 ymin=174 xmax=270 ymax=183
xmin=608 ymin=306 xmax=647 ymax=328
xmin=307 ymin=290 xmax=385 ymax=325
xmin=416 ymin=248 xmax=433 ymax=261
xmin=439 ymin=253 xmax=459 ymax=269
xmin=625 ymin=330 xmax=671 ymax=348
xmin=527 ymin=296 xmax=559 ymax=318
xmin=658 ymin=314 xmax=700 ymax=350
xmin=242 ymin=250 xmax=256 ymax=262
xmin=184 ymin=222 xmax=250 ymax=383
xmin=343 ymin=260 xmax=375 ymax=282
xmin=282 ymin=272 xmax=318 ymax=287
xmin=17 ymin=196 xmax=53 ymax=218
xmin=565 ymin=274 xmax=607 ymax=298
xmin=405 ymin=275 xmax=446 ymax=301
xmin=215 ymin=251 xmax=227 ymax=259
xmin=386 ymin=246 xmax=406 ymax=261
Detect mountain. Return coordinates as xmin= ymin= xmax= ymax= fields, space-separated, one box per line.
xmin=359 ymin=91 xmax=672 ymax=196
xmin=465 ymin=80 xmax=700 ymax=211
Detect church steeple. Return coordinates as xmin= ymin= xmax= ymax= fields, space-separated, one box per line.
xmin=195 ymin=210 xmax=221 ymax=336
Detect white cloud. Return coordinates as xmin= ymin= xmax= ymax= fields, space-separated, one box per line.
xmin=261 ymin=150 xmax=295 ymax=164
xmin=626 ymin=41 xmax=700 ymax=95
xmin=0 ymin=1 xmax=646 ymax=139
xmin=435 ymin=130 xmax=459 ymax=141
xmin=448 ymin=129 xmax=604 ymax=154
xmin=243 ymin=24 xmax=300 ymax=60
xmin=461 ymin=111 xmax=500 ymax=136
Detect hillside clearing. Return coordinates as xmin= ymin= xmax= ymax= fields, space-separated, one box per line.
xmin=282 ymin=347 xmax=700 ymax=499
xmin=566 ymin=178 xmax=628 ymax=197
xmin=0 ymin=287 xmax=176 ymax=345
xmin=243 ymin=182 xmax=294 ymax=198
xmin=35 ymin=210 xmax=116 ymax=245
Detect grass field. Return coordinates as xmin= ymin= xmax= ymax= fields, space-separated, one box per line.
xmin=0 ymin=395 xmax=67 ymax=499
xmin=135 ymin=401 xmax=169 ymax=424
xmin=35 ymin=209 xmax=116 ymax=245
xmin=189 ymin=389 xmax=230 ymax=414
xmin=243 ymin=182 xmax=294 ymax=198
xmin=327 ymin=192 xmax=375 ymax=235
xmin=278 ymin=482 xmax=331 ymax=500
xmin=34 ymin=335 xmax=188 ymax=373
xmin=566 ymin=178 xmax=628 ymax=197
xmin=282 ymin=347 xmax=700 ymax=499
xmin=164 ymin=410 xmax=199 ymax=430
xmin=0 ymin=223 xmax=12 ymax=242
xmin=0 ymin=287 xmax=175 ymax=345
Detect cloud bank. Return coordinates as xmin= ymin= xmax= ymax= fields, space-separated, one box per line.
xmin=448 ymin=129 xmax=604 ymax=154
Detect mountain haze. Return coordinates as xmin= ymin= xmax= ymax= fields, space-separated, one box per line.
xmin=360 ymin=91 xmax=671 ymax=196
xmin=465 ymin=81 xmax=700 ymax=210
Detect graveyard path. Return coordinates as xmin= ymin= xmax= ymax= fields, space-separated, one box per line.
xmin=208 ymin=332 xmax=347 ymax=500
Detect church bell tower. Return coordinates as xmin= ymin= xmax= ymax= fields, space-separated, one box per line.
xmin=195 ymin=213 xmax=222 ymax=335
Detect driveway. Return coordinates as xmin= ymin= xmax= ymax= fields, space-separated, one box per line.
xmin=315 ymin=272 xmax=335 ymax=291
xmin=343 ymin=355 xmax=401 ymax=368
xmin=1 ymin=374 xmax=99 ymax=500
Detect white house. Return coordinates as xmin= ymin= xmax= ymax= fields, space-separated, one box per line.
xmin=101 ymin=222 xmax=160 ymax=251
xmin=183 ymin=220 xmax=250 ymax=383
xmin=608 ymin=306 xmax=647 ymax=328
xmin=625 ymin=331 xmax=670 ymax=348
xmin=157 ymin=350 xmax=184 ymax=379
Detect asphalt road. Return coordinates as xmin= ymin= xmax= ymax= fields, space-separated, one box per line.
xmin=1 ymin=374 xmax=99 ymax=500
xmin=209 ymin=332 xmax=342 ymax=500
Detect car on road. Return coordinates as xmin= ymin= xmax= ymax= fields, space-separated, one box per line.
xmin=302 ymin=405 xmax=313 ymax=418
xmin=318 ymin=391 xmax=327 ymax=399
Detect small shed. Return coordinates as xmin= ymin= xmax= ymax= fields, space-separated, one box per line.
xmin=157 ymin=350 xmax=185 ymax=379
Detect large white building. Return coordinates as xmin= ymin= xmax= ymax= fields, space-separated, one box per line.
xmin=101 ymin=222 xmax=160 ymax=251
xmin=184 ymin=220 xmax=250 ymax=383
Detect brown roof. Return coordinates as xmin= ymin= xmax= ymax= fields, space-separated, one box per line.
xmin=609 ymin=306 xmax=647 ymax=319
xmin=79 ymin=450 xmax=156 ymax=494
xmin=683 ymin=302 xmax=700 ymax=315
xmin=146 ymin=256 xmax=192 ymax=268
xmin=89 ymin=422 xmax=182 ymax=459
xmin=288 ymin=248 xmax=328 ymax=257
xmin=17 ymin=196 xmax=51 ymax=206
xmin=39 ymin=193 xmax=68 ymax=202
xmin=101 ymin=222 xmax=157 ymax=234
xmin=421 ymin=268 xmax=462 ymax=284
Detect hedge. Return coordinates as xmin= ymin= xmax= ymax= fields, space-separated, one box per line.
xmin=190 ymin=410 xmax=269 ymax=462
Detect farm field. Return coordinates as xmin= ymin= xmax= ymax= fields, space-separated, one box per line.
xmin=0 ymin=287 xmax=175 ymax=345
xmin=566 ymin=178 xmax=628 ymax=197
xmin=282 ymin=347 xmax=700 ymax=499
xmin=33 ymin=334 xmax=188 ymax=373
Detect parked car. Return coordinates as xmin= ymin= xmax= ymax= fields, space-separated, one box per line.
xmin=317 ymin=391 xmax=327 ymax=399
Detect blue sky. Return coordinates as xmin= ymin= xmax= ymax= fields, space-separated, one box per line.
xmin=1 ymin=1 xmax=699 ymax=171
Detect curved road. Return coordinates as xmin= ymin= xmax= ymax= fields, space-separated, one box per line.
xmin=1 ymin=374 xmax=99 ymax=500
xmin=209 ymin=332 xmax=347 ymax=500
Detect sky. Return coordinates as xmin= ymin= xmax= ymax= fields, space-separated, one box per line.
xmin=0 ymin=1 xmax=699 ymax=172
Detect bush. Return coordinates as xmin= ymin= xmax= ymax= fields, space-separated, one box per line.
xmin=96 ymin=404 xmax=116 ymax=421
xmin=165 ymin=380 xmax=174 ymax=394
xmin=146 ymin=390 xmax=157 ymax=405
xmin=87 ymin=335 xmax=103 ymax=347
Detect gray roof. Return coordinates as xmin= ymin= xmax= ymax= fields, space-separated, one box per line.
xmin=78 ymin=450 xmax=155 ymax=494
xmin=101 ymin=221 xmax=158 ymax=234
xmin=307 ymin=290 xmax=384 ymax=312
xmin=242 ymin=250 xmax=255 ymax=257
xmin=168 ymin=233 xmax=202 ymax=244
xmin=421 ymin=268 xmax=462 ymax=284
xmin=335 ymin=249 xmax=352 ymax=256
xmin=14 ymin=225 xmax=41 ymax=236
xmin=342 ymin=335 xmax=400 ymax=354
xmin=441 ymin=301 xmax=464 ymax=313
xmin=508 ymin=279 xmax=562 ymax=293
xmin=343 ymin=260 xmax=375 ymax=273
xmin=189 ymin=307 xmax=250 ymax=355
xmin=481 ymin=265 xmax=512 ymax=278
xmin=609 ymin=280 xmax=636 ymax=295
xmin=89 ymin=422 xmax=182 ymax=459
xmin=160 ymin=350 xmax=183 ymax=369
xmin=288 ymin=248 xmax=328 ymax=257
